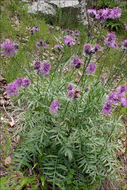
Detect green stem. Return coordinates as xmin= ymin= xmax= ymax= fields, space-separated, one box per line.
xmin=98 ymin=48 xmax=110 ymax=80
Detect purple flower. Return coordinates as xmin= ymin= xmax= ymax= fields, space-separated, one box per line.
xmin=34 ymin=61 xmax=41 ymax=72
xmin=31 ymin=26 xmax=39 ymax=34
xmin=6 ymin=83 xmax=19 ymax=96
xmin=96 ymin=8 xmax=109 ymax=22
xmin=40 ymin=62 xmax=51 ymax=75
xmin=22 ymin=78 xmax=31 ymax=88
xmin=40 ymin=40 xmax=43 ymax=46
xmin=109 ymin=7 xmax=121 ymax=19
xmin=75 ymin=30 xmax=80 ymax=36
xmin=86 ymin=63 xmax=97 ymax=74
xmin=49 ymin=100 xmax=60 ymax=114
xmin=125 ymin=26 xmax=127 ymax=31
xmin=88 ymin=9 xmax=96 ymax=17
xmin=105 ymin=33 xmax=116 ymax=41
xmin=94 ymin=44 xmax=101 ymax=52
xmin=67 ymin=84 xmax=73 ymax=91
xmin=71 ymin=57 xmax=83 ymax=68
xmin=106 ymin=92 xmax=121 ymax=105
xmin=0 ymin=39 xmax=18 ymax=57
xmin=102 ymin=103 xmax=112 ymax=115
xmin=14 ymin=78 xmax=23 ymax=88
xmin=104 ymin=33 xmax=118 ymax=49
xmin=43 ymin=43 xmax=48 ymax=49
xmin=36 ymin=42 xmax=41 ymax=48
xmin=66 ymin=29 xmax=72 ymax=35
xmin=84 ymin=44 xmax=92 ymax=55
xmin=121 ymin=98 xmax=127 ymax=108
xmin=122 ymin=39 xmax=127 ymax=50
xmin=54 ymin=44 xmax=63 ymax=50
xmin=63 ymin=35 xmax=75 ymax=46
xmin=116 ymin=85 xmax=127 ymax=95
xmin=108 ymin=42 xmax=118 ymax=49
xmin=36 ymin=40 xmax=48 ymax=49
xmin=88 ymin=7 xmax=121 ymax=22
xmin=68 ymin=90 xmax=75 ymax=100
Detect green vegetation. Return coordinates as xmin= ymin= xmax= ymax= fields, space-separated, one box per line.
xmin=0 ymin=0 xmax=127 ymax=190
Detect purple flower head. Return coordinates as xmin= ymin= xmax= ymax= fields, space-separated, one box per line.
xmin=66 ymin=29 xmax=72 ymax=35
xmin=116 ymin=85 xmax=127 ymax=95
xmin=106 ymin=92 xmax=121 ymax=105
xmin=49 ymin=100 xmax=60 ymax=114
xmin=95 ymin=9 xmax=104 ymax=19
xmin=94 ymin=44 xmax=101 ymax=52
xmin=71 ymin=57 xmax=83 ymax=69
xmin=6 ymin=83 xmax=19 ymax=96
xmin=84 ymin=44 xmax=92 ymax=55
xmin=104 ymin=33 xmax=117 ymax=49
xmin=40 ymin=62 xmax=51 ymax=75
xmin=54 ymin=44 xmax=63 ymax=50
xmin=0 ymin=39 xmax=18 ymax=57
xmin=34 ymin=61 xmax=41 ymax=72
xmin=36 ymin=42 xmax=40 ymax=48
xmin=44 ymin=43 xmax=48 ymax=49
xmin=122 ymin=39 xmax=127 ymax=50
xmin=96 ymin=8 xmax=109 ymax=22
xmin=67 ymin=84 xmax=73 ymax=91
xmin=125 ymin=26 xmax=127 ymax=31
xmin=14 ymin=78 xmax=23 ymax=88
xmin=22 ymin=78 xmax=31 ymax=88
xmin=63 ymin=35 xmax=75 ymax=47
xmin=86 ymin=63 xmax=97 ymax=74
xmin=40 ymin=40 xmax=43 ymax=46
xmin=68 ymin=90 xmax=75 ymax=100
xmin=108 ymin=42 xmax=118 ymax=49
xmin=106 ymin=33 xmax=116 ymax=42
xmin=36 ymin=40 xmax=48 ymax=49
xmin=75 ymin=30 xmax=80 ymax=37
xmin=102 ymin=103 xmax=112 ymax=115
xmin=121 ymin=98 xmax=127 ymax=108
xmin=109 ymin=7 xmax=121 ymax=19
xmin=88 ymin=9 xmax=96 ymax=17
xmin=14 ymin=44 xmax=19 ymax=50
xmin=31 ymin=25 xmax=39 ymax=34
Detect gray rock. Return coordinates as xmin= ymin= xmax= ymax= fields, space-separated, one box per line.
xmin=26 ymin=0 xmax=88 ymax=25
xmin=49 ymin=0 xmax=79 ymax=8
xmin=28 ymin=0 xmax=56 ymax=15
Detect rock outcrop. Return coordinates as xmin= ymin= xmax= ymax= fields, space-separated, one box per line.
xmin=24 ymin=0 xmax=88 ymax=25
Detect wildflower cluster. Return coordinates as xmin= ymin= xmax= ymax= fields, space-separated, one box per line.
xmin=36 ymin=40 xmax=48 ymax=49
xmin=102 ymin=85 xmax=127 ymax=115
xmin=63 ymin=35 xmax=75 ymax=46
xmin=66 ymin=29 xmax=80 ymax=37
xmin=62 ymin=29 xmax=81 ymax=47
xmin=31 ymin=25 xmax=39 ymax=35
xmin=1 ymin=4 xmax=126 ymax=186
xmin=84 ymin=43 xmax=101 ymax=55
xmin=34 ymin=61 xmax=51 ymax=75
xmin=67 ymin=84 xmax=81 ymax=100
xmin=104 ymin=32 xmax=118 ymax=49
xmin=6 ymin=78 xmax=31 ymax=96
xmin=88 ymin=7 xmax=121 ymax=22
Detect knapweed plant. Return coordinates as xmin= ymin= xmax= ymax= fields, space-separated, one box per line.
xmin=1 ymin=23 xmax=127 ymax=189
